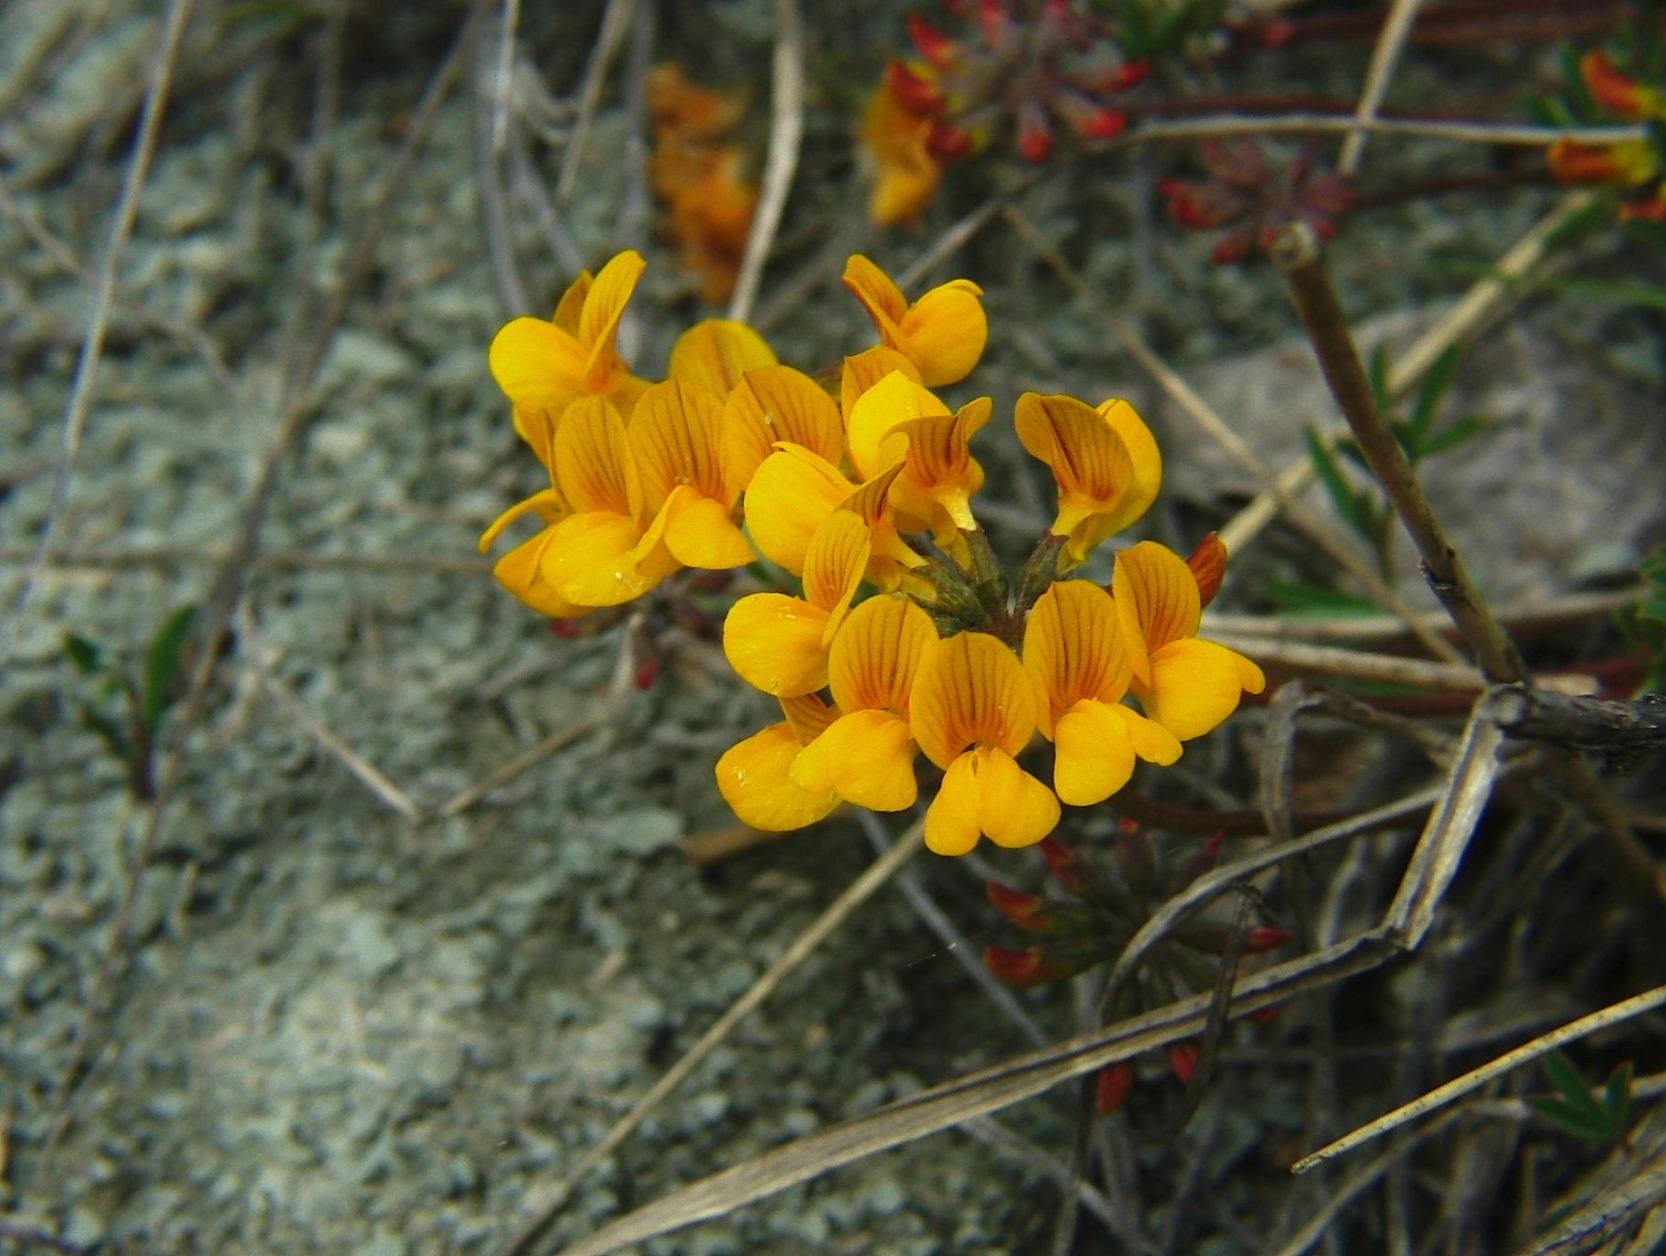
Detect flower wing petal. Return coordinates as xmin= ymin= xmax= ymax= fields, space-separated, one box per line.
xmin=723 ymin=592 xmax=833 ymax=696
xmin=717 ymin=721 xmax=839 ymax=831
xmin=789 ymin=709 xmax=918 ymax=811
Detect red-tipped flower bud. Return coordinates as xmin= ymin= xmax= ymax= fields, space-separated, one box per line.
xmin=1186 ymin=532 xmax=1228 ymax=608
xmin=1097 ymin=1061 xmax=1135 ymax=1114
xmin=1075 ymin=108 xmax=1127 ymax=140
xmin=886 ymin=60 xmax=946 ymax=115
xmin=1168 ymin=1041 xmax=1200 ymax=1084
xmin=986 ymin=881 xmax=1052 ymax=932
xmin=906 ymin=12 xmax=959 ymax=71
xmin=926 ymin=119 xmax=975 ymax=163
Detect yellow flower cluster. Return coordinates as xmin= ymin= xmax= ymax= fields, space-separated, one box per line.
xmin=483 ymin=251 xmax=1264 ymax=855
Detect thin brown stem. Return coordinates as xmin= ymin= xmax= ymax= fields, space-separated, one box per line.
xmin=1269 ymin=221 xmax=1528 ymax=685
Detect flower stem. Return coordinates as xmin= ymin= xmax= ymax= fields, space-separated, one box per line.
xmin=1269 ymin=221 xmax=1528 ymax=684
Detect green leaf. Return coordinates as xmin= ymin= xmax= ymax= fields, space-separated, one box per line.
xmin=1420 ymin=415 xmax=1487 ymax=458
xmin=140 ymin=604 xmax=197 ymax=732
xmin=1409 ymin=346 xmax=1461 ymax=449
xmin=1543 ymin=1051 xmax=1606 ymax=1118
xmin=1625 ymin=217 xmax=1666 ymax=252
xmin=1525 ymin=1096 xmax=1617 ymax=1142
xmin=64 ymin=633 xmax=106 ymax=675
xmin=1367 ymin=343 xmax=1391 ymax=412
xmin=1304 ymin=427 xmax=1376 ymax=542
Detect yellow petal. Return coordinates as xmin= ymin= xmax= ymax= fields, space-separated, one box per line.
xmin=552 ymin=396 xmax=638 ymax=517
xmin=1137 ymin=638 xmax=1256 ymax=741
xmin=716 ymin=721 xmax=839 ymax=831
xmin=630 ymin=379 xmax=732 ymax=511
xmin=578 ymin=250 xmax=647 ymax=388
xmin=840 ymin=345 xmax=919 ymax=423
xmin=898 ymin=279 xmax=987 ymax=387
xmin=743 ymin=444 xmax=854 ymax=574
xmin=1052 ymin=700 xmax=1139 ymax=806
xmin=780 ymin=692 xmax=839 ymax=745
xmin=488 ymin=316 xmax=588 ymax=417
xmin=722 ymin=593 xmax=833 ymax=696
xmin=668 ymin=319 xmax=777 ymax=395
xmin=661 ymin=484 xmax=756 ymax=569
xmin=841 ymin=254 xmax=909 ymax=332
xmin=845 ymin=370 xmax=949 ymax=481
xmin=1022 ymin=579 xmax=1129 ymax=733
xmin=976 ymin=745 xmax=1060 ymax=849
xmin=1113 ymin=540 xmax=1202 ymax=662
xmin=479 ymin=487 xmax=566 ymax=554
xmin=1014 ymin=392 xmax=1136 ymax=564
xmin=924 ymin=746 xmax=1058 ymax=855
xmin=490 ymin=528 xmax=591 ymax=619
xmin=1094 ymin=398 xmax=1162 ymax=535
xmin=827 ymin=594 xmax=938 ymax=714
xmin=542 ymin=509 xmax=677 ymax=607
xmin=802 ymin=510 xmax=871 ymax=630
xmin=789 ymin=709 xmax=918 ymax=811
xmin=908 ymin=632 xmax=1038 ymax=769
xmin=925 ymin=752 xmax=983 ymax=856
xmin=721 ymin=364 xmax=846 ymax=497
xmin=551 ymin=269 xmax=593 ymax=335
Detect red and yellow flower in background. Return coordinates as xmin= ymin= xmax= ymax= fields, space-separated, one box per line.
xmin=1546 ymin=48 xmax=1666 ymax=221
xmin=647 ymin=65 xmax=760 ymax=303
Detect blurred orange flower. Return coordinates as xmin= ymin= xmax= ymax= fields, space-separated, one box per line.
xmin=648 ymin=65 xmax=759 ymax=303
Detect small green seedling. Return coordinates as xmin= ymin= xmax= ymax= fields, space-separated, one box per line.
xmin=63 ymin=604 xmax=197 ymax=801
xmin=1526 ymin=1050 xmax=1634 ymax=1145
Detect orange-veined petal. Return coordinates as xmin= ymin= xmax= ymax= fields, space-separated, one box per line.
xmin=845 ymin=369 xmax=950 ymax=480
xmin=1022 ymin=579 xmax=1130 ymax=735
xmin=802 ymin=509 xmax=872 ymax=635
xmin=827 ymin=593 xmax=939 ymax=715
xmin=578 ymin=250 xmax=647 ymax=389
xmin=551 ymin=269 xmax=593 ymax=335
xmin=721 ymin=364 xmax=845 ymax=496
xmin=552 ymin=396 xmax=640 ymax=518
xmin=1112 ymin=540 xmax=1203 ymax=681
xmin=840 ymin=346 xmax=920 ymax=425
xmin=668 ymin=319 xmax=777 ymax=395
xmin=630 ymin=379 xmax=733 ymax=509
xmin=909 ymin=632 xmax=1039 ymax=769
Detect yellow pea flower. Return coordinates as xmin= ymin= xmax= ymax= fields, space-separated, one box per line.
xmin=1112 ymin=540 xmax=1265 ymax=741
xmin=478 ymin=395 xmax=678 ymax=614
xmin=629 ymin=378 xmax=756 ymax=571
xmin=716 ymin=692 xmax=841 ymax=831
xmin=1023 ymin=580 xmax=1181 ymax=807
xmin=861 ymin=73 xmax=943 ymax=228
xmin=488 ymin=250 xmax=652 ymax=454
xmin=909 ymin=632 xmax=1060 ymax=856
xmin=841 ymin=254 xmax=988 ymax=387
xmin=722 ymin=511 xmax=870 ymax=697
xmin=789 ymin=594 xmax=937 ymax=812
xmin=743 ymin=444 xmax=922 ymax=592
xmin=845 ymin=370 xmax=989 ymax=550
xmin=1015 ymin=393 xmax=1162 ymax=569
